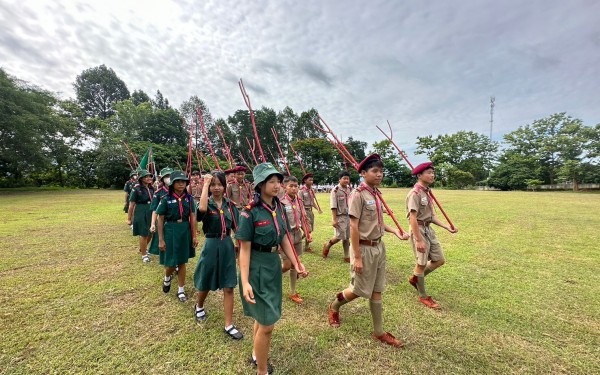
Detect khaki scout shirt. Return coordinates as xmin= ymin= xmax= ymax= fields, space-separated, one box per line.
xmin=299 ymin=186 xmax=315 ymax=210
xmin=227 ymin=180 xmax=253 ymax=208
xmin=348 ymin=186 xmax=384 ymax=241
xmin=405 ymin=184 xmax=434 ymax=223
xmin=189 ymin=180 xmax=203 ymax=204
xmin=330 ymin=184 xmax=351 ymax=216
xmin=280 ymin=194 xmax=303 ymax=231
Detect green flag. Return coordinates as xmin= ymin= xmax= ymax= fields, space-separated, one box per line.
xmin=137 ymin=146 xmax=152 ymax=171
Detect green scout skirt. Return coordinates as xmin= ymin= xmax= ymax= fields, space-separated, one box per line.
xmin=132 ymin=204 xmax=152 ymax=236
xmin=159 ymin=222 xmax=195 ymax=267
xmin=193 ymin=237 xmax=237 ymax=291
xmin=148 ymin=219 xmax=159 ymax=255
xmin=239 ymin=251 xmax=282 ymax=326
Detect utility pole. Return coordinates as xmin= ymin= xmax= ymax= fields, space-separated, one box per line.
xmin=489 ymin=96 xmax=495 ymax=140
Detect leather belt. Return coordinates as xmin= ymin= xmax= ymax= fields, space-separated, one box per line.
xmin=167 ymin=218 xmax=190 ymax=223
xmin=417 ymin=220 xmax=431 ymax=227
xmin=359 ymin=238 xmax=381 ymax=247
xmin=205 ymin=229 xmax=231 ymax=238
xmin=251 ymin=243 xmax=279 ymax=253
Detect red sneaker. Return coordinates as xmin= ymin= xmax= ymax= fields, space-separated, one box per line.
xmin=322 ymin=243 xmax=330 ymax=258
xmin=328 ymin=303 xmax=340 ymax=328
xmin=419 ymin=296 xmax=441 ymax=309
xmin=407 ymin=275 xmax=418 ymax=290
xmin=372 ymin=332 xmax=405 ymax=348
xmin=289 ymin=293 xmax=304 ymax=305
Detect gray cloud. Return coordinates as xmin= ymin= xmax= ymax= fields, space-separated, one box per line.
xmin=0 ymin=0 xmax=599 ymax=162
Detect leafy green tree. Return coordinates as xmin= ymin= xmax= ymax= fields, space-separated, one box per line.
xmin=416 ymin=131 xmax=498 ymax=182
xmin=74 ymin=65 xmax=130 ymax=119
xmin=372 ymin=140 xmax=412 ymax=186
xmin=131 ymin=90 xmax=151 ymax=106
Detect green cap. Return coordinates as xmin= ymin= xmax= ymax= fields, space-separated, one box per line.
xmin=137 ymin=169 xmax=152 ymax=179
xmin=169 ymin=170 xmax=189 ymax=185
xmin=129 ymin=170 xmax=138 ymax=178
xmin=159 ymin=167 xmax=173 ymax=178
xmin=252 ymin=162 xmax=282 ymax=187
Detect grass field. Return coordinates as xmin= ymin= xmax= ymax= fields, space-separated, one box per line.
xmin=0 ymin=189 xmax=598 ymax=375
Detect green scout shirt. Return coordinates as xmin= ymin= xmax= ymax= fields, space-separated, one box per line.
xmin=123 ymin=180 xmax=135 ymax=194
xmin=156 ymin=192 xmax=196 ymax=221
xmin=235 ymin=200 xmax=291 ymax=247
xmin=150 ymin=186 xmax=169 ymax=211
xmin=196 ymin=197 xmax=239 ymax=234
xmin=129 ymin=184 xmax=155 ymax=205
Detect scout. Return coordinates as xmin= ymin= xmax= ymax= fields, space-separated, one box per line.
xmin=327 ymin=154 xmax=408 ymax=348
xmin=127 ymin=169 xmax=155 ymax=263
xmin=279 ymin=175 xmax=310 ymax=304
xmin=225 ymin=168 xmax=236 ymax=187
xmin=189 ymin=170 xmax=203 ymax=207
xmin=226 ymin=166 xmax=253 ymax=209
xmin=322 ymin=171 xmax=352 ymax=262
xmin=406 ymin=162 xmax=458 ymax=309
xmin=123 ymin=171 xmax=137 ymax=213
xmin=237 ymin=163 xmax=308 ymax=375
xmin=193 ymin=171 xmax=243 ymax=340
xmin=157 ymin=171 xmax=198 ymax=302
xmin=299 ymin=173 xmax=322 ymax=252
xmin=148 ymin=167 xmax=173 ymax=257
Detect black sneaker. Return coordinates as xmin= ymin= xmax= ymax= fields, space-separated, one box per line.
xmin=249 ymin=356 xmax=273 ymax=374
xmin=162 ymin=275 xmax=173 ymax=293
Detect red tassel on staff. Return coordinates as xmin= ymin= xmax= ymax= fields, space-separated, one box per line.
xmin=376 ymin=121 xmax=455 ymax=230
xmin=314 ymin=116 xmax=407 ymax=236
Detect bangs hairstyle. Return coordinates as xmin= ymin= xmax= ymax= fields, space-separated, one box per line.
xmin=208 ymin=171 xmax=227 ymax=197
xmin=359 ymin=158 xmax=384 ymax=173
xmin=254 ymin=173 xmax=283 ymax=192
xmin=283 ymin=175 xmax=298 ymax=185
xmin=168 ymin=179 xmax=189 ymax=195
xmin=338 ymin=171 xmax=350 ymax=179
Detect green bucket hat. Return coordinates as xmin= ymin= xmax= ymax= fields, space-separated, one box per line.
xmin=252 ymin=162 xmax=283 ymax=188
xmin=169 ymin=170 xmax=189 ymax=185
xmin=129 ymin=170 xmax=138 ymax=178
xmin=137 ymin=169 xmax=152 ymax=179
xmin=159 ymin=167 xmax=174 ymax=178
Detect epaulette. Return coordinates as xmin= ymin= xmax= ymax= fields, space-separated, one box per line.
xmin=333 ymin=186 xmax=339 ymax=192
xmin=356 ymin=185 xmax=366 ymax=192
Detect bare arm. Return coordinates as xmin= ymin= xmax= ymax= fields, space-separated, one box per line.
xmin=432 ymin=215 xmax=458 ymax=233
xmin=198 ymin=174 xmax=212 ymax=213
xmin=409 ymin=211 xmax=426 ymax=253
xmin=280 ymin=234 xmax=308 ymax=276
xmin=239 ymin=240 xmax=255 ymax=304
xmin=158 ymin=215 xmax=166 ymax=251
xmin=127 ymin=202 xmax=136 ymax=224
xmin=350 ymin=216 xmax=362 ymax=273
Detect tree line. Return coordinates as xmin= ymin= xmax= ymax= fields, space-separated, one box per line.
xmin=1 ymin=65 xmax=598 ymax=190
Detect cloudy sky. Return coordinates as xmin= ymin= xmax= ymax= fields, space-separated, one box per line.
xmin=1 ymin=0 xmax=599 ymax=157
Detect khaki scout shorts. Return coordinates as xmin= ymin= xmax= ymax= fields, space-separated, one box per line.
xmin=304 ymin=208 xmax=314 ymax=232
xmin=334 ymin=214 xmax=350 ymax=241
xmin=349 ymin=242 xmax=387 ymax=298
xmin=410 ymin=226 xmax=445 ymax=266
xmin=280 ymin=229 xmax=303 ymax=261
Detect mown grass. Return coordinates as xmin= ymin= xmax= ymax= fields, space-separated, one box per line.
xmin=0 ymin=189 xmax=598 ymax=374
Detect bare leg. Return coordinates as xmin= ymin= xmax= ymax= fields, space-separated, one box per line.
xmin=254 ymin=323 xmax=274 ymax=375
xmin=223 ymin=288 xmax=234 ymax=327
xmin=177 ymin=264 xmax=186 ymax=287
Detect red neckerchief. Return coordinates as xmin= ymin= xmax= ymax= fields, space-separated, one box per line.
xmin=172 ymin=191 xmax=188 ymax=220
xmin=413 ymin=183 xmax=434 ymax=210
xmin=141 ymin=183 xmax=152 ymax=202
xmin=360 ymin=182 xmax=382 ymax=228
xmin=260 ymin=200 xmax=281 ymax=237
xmin=284 ymin=193 xmax=300 ymax=229
xmin=211 ymin=196 xmax=228 ymax=240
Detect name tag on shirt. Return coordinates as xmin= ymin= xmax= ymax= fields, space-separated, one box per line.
xmin=366 ymin=200 xmax=375 ymax=205
xmin=255 ymin=220 xmax=271 ymax=227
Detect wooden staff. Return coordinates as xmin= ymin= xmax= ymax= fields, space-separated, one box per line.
xmin=314 ymin=116 xmax=407 ymax=236
xmin=246 ymin=137 xmax=259 ymax=165
xmin=271 ymin=128 xmax=291 ymax=175
xmin=238 ymin=79 xmax=266 ymax=163
xmin=289 ymin=143 xmax=307 ymax=175
xmin=122 ymin=141 xmax=140 ymax=168
xmin=196 ymin=106 xmax=222 ymax=172
xmin=376 ymin=121 xmax=455 ymax=230
xmin=216 ymin=124 xmax=235 ymax=168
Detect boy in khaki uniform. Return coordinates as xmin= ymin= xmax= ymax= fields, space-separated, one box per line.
xmin=327 ymin=154 xmax=408 ymax=348
xmin=279 ymin=175 xmax=309 ymax=304
xmin=226 ymin=166 xmax=253 ymax=209
xmin=406 ymin=162 xmax=458 ymax=309
xmin=322 ymin=171 xmax=352 ymax=262
xmin=299 ymin=173 xmax=322 ymax=252
xmin=189 ymin=171 xmax=203 ymax=207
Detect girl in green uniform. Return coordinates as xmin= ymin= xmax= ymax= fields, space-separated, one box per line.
xmin=157 ymin=171 xmax=199 ymax=302
xmin=148 ymin=167 xmax=173 ymax=257
xmin=193 ymin=171 xmax=243 ymax=340
xmin=237 ymin=163 xmax=308 ymax=375
xmin=127 ymin=169 xmax=155 ymax=263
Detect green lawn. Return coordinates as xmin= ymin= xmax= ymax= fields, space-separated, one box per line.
xmin=0 ymin=189 xmax=598 ymax=374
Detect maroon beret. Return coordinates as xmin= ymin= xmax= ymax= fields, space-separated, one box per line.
xmin=224 ymin=168 xmax=236 ymax=175
xmin=357 ymin=153 xmax=382 ymax=172
xmin=411 ymin=162 xmax=434 ymax=176
xmin=233 ymin=166 xmax=247 ymax=173
xmin=302 ymin=173 xmax=314 ymax=182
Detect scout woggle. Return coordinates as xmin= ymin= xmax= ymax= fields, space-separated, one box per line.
xmin=313 ymin=115 xmax=407 ymax=237
xmin=376 ymin=121 xmax=455 ymax=231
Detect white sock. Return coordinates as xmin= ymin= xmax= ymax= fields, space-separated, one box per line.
xmin=178 ymin=286 xmax=185 ymax=293
xmin=164 ymin=275 xmax=171 ymax=282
